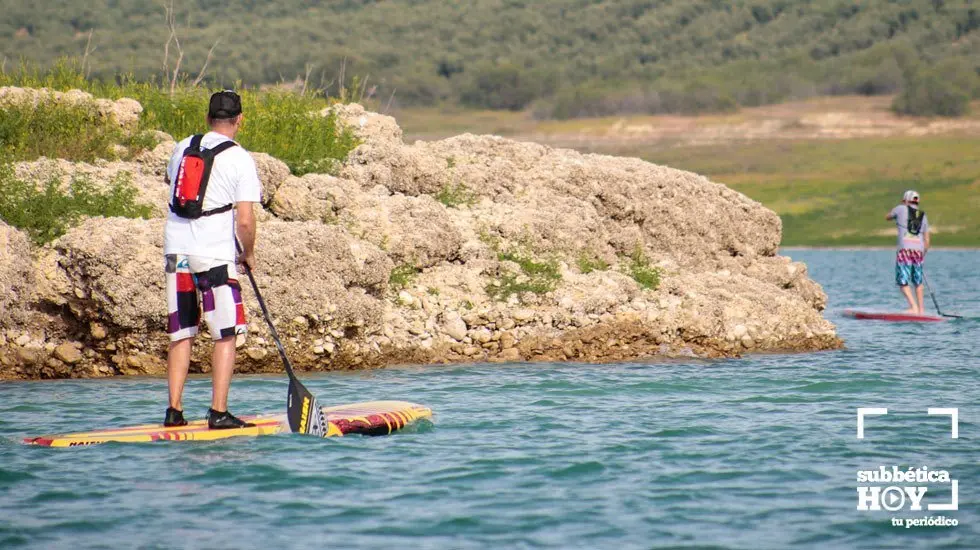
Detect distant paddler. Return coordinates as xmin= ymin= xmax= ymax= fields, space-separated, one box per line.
xmin=885 ymin=190 xmax=930 ymax=314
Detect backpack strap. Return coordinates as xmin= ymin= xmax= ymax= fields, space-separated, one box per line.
xmin=189 ymin=134 xmax=204 ymax=151
xmin=208 ymin=140 xmax=238 ymax=156
xmin=168 ymin=202 xmax=234 ymax=216
xmin=198 ymin=203 xmax=234 ymax=217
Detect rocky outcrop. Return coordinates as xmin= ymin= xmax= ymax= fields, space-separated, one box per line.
xmin=0 ymin=95 xmax=840 ymax=380
xmin=0 ymin=221 xmax=33 ymax=327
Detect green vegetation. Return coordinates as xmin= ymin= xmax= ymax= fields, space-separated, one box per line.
xmin=0 ymin=165 xmax=152 ymax=245
xmin=0 ymin=60 xmax=360 ymax=174
xmin=576 ymin=252 xmax=609 ymax=274
xmin=389 ymin=264 xmax=420 ymax=291
xmin=3 ymin=1 xmax=979 ymax=117
xmin=237 ymin=92 xmax=359 ymax=175
xmin=487 ymin=249 xmax=562 ymax=302
xmin=434 ymin=182 xmax=478 ymax=208
xmin=893 ymin=58 xmax=978 ymax=117
xmin=0 ymin=100 xmax=123 ymax=162
xmin=645 ymin=137 xmax=980 ymax=246
xmin=624 ymin=247 xmax=661 ymax=290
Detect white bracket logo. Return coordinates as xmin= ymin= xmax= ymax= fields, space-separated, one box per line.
xmin=928 ymin=408 xmax=959 ymax=439
xmin=856 ymin=407 xmax=959 ymax=438
xmin=856 ymin=407 xmax=888 ymax=439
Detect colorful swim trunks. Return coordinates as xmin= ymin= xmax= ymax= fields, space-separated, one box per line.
xmin=895 ymin=249 xmax=924 ymax=287
xmin=165 ymin=254 xmax=247 ymax=341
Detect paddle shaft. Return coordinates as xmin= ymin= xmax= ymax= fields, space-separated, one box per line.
xmin=233 ymin=236 xmax=304 ymax=379
xmin=240 ymin=261 xmax=298 ymax=380
xmin=923 ymin=271 xmax=962 ymax=319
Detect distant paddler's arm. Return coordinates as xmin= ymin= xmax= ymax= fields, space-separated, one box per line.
xmin=236 ymin=202 xmax=257 ymax=270
xmin=885 ymin=211 xmax=896 ymax=221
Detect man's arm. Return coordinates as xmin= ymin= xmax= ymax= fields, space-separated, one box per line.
xmin=885 ymin=210 xmax=896 ymax=221
xmin=236 ymin=202 xmax=257 ymax=270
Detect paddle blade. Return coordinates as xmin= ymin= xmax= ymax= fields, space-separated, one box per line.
xmin=286 ymin=378 xmax=329 ymax=436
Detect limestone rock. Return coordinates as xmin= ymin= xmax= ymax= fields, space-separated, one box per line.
xmin=90 ymin=323 xmax=108 ymax=340
xmin=250 ymin=152 xmax=291 ymax=205
xmin=442 ymin=313 xmax=468 ymax=341
xmin=54 ymin=343 xmax=82 ymax=364
xmin=0 ymin=220 xmax=33 ymax=327
xmin=270 ymin=174 xmax=356 ymax=222
xmin=341 ymin=193 xmax=462 ymax=268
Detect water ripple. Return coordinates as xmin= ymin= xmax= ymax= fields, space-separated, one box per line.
xmin=0 ymin=250 xmax=978 ymax=548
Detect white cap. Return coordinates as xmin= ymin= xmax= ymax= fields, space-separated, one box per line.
xmin=903 ymin=190 xmax=920 ymax=203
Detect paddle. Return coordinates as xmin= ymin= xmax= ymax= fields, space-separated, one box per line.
xmin=236 ymin=238 xmax=329 ymax=435
xmin=923 ymin=272 xmax=962 ymax=319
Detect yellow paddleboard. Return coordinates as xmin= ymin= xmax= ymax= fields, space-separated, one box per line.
xmin=24 ymin=401 xmax=432 ymax=447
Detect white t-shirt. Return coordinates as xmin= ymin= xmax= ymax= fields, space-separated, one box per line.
xmin=164 ymin=132 xmax=262 ymax=261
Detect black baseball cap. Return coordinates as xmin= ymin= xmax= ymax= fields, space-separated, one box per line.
xmin=208 ymin=90 xmax=242 ymax=119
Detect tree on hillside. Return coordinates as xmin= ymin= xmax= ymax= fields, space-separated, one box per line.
xmin=892 ymin=57 xmax=978 ymax=116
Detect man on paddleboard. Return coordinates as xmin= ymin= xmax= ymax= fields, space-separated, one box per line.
xmin=885 ymin=190 xmax=930 ymax=314
xmin=162 ymin=90 xmax=261 ymax=429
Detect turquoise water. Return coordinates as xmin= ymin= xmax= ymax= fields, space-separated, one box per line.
xmin=1 ymin=250 xmax=978 ymax=549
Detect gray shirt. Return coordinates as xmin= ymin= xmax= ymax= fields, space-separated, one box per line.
xmin=890 ymin=204 xmax=929 ymax=251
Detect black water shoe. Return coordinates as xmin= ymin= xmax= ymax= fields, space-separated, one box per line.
xmin=164 ymin=407 xmax=188 ymax=427
xmin=207 ymin=408 xmax=256 ymax=430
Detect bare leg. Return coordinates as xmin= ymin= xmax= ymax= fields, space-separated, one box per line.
xmin=899 ymin=285 xmax=918 ymax=314
xmin=916 ymin=285 xmax=925 ymax=314
xmin=210 ymin=335 xmax=237 ymax=412
xmin=167 ymin=338 xmax=193 ymax=410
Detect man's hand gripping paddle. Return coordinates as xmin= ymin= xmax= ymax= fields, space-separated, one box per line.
xmin=236 ymin=239 xmax=329 ymax=435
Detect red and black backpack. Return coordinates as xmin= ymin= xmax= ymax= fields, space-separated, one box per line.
xmin=170 ymin=134 xmax=238 ymax=219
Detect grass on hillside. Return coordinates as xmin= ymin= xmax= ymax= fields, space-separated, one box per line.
xmin=644 ymin=137 xmax=980 ymax=246
xmin=0 ymin=60 xmax=360 ymax=174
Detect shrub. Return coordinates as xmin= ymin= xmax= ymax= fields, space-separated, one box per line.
xmin=487 ymin=249 xmax=561 ymax=302
xmin=389 ymin=263 xmax=420 ymax=291
xmin=576 ymin=252 xmax=609 ymax=274
xmin=238 ymin=91 xmax=361 ymax=176
xmin=0 ymin=99 xmax=123 ymax=162
xmin=0 ymin=164 xmax=152 ymax=245
xmin=625 ymin=247 xmax=661 ymax=290
xmin=892 ymin=58 xmax=977 ymax=117
xmin=459 ymin=62 xmax=547 ymax=111
xmin=122 ymin=85 xmax=361 ymax=175
xmin=0 ymin=60 xmax=361 ymax=174
xmin=0 ymin=58 xmax=89 ymax=91
xmin=434 ymin=182 xmax=477 ymax=207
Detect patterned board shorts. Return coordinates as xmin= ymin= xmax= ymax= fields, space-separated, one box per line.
xmin=895 ymin=249 xmax=924 ymax=287
xmin=166 ymin=254 xmax=247 ymax=341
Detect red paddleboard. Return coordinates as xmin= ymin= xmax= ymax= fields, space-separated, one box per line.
xmin=843 ymin=309 xmax=944 ymax=322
